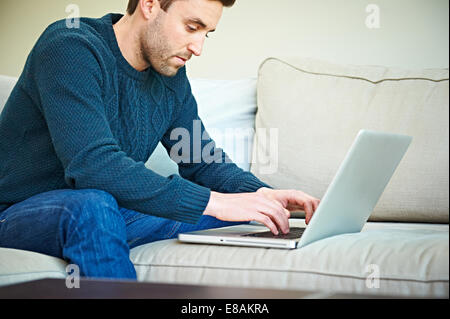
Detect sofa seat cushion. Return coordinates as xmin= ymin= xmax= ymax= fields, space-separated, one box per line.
xmin=252 ymin=57 xmax=449 ymax=223
xmin=0 ymin=247 xmax=68 ymax=287
xmin=130 ymin=219 xmax=449 ymax=297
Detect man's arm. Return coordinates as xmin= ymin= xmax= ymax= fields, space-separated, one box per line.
xmin=203 ymin=188 xmax=321 ymax=235
xmin=31 ymin=30 xmax=210 ymax=224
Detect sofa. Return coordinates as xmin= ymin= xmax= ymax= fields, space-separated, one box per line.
xmin=0 ymin=57 xmax=448 ymax=298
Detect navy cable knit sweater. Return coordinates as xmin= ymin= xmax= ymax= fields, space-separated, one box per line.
xmin=0 ymin=13 xmax=271 ymax=223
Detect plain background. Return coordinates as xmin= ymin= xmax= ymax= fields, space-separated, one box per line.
xmin=0 ymin=0 xmax=448 ymax=79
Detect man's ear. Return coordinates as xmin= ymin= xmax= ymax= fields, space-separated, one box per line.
xmin=139 ymin=0 xmax=158 ymax=20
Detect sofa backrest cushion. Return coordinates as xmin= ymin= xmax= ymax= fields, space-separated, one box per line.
xmin=252 ymin=57 xmax=449 ymax=223
xmin=146 ymin=78 xmax=258 ymax=175
xmin=0 ymin=75 xmax=17 ymax=113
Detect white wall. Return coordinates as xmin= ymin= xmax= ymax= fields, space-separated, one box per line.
xmin=0 ymin=0 xmax=448 ymax=79
xmin=190 ymin=0 xmax=449 ymax=79
xmin=0 ymin=0 xmax=126 ymax=78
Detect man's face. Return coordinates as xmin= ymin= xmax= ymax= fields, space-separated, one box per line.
xmin=140 ymin=0 xmax=223 ymax=77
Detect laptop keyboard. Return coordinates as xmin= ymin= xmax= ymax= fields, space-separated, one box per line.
xmin=242 ymin=227 xmax=305 ymax=240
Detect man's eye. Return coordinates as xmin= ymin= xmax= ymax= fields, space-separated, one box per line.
xmin=187 ymin=25 xmax=197 ymax=32
xmin=186 ymin=25 xmax=210 ymax=38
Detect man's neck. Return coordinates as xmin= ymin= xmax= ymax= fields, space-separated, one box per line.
xmin=113 ymin=14 xmax=149 ymax=72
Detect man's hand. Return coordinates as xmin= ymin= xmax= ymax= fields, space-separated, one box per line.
xmin=256 ymin=188 xmax=320 ymax=225
xmin=203 ymin=188 xmax=320 ymax=235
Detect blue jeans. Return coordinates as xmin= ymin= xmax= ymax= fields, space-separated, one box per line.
xmin=0 ymin=189 xmax=245 ymax=280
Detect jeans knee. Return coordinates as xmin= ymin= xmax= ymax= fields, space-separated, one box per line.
xmin=65 ymin=189 xmax=121 ymax=225
xmin=80 ymin=189 xmax=117 ymax=206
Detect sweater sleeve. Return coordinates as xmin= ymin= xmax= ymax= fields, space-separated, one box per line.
xmin=32 ymin=30 xmax=210 ymax=224
xmin=160 ymin=69 xmax=272 ymax=193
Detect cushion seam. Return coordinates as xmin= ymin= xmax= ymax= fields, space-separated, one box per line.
xmin=0 ymin=270 xmax=66 ymax=277
xmin=132 ymin=263 xmax=449 ymax=284
xmin=259 ymin=57 xmax=450 ymax=84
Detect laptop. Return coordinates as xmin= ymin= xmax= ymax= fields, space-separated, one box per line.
xmin=178 ymin=130 xmax=412 ymax=249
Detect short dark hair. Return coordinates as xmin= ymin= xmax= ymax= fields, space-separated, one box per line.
xmin=127 ymin=0 xmax=236 ymax=15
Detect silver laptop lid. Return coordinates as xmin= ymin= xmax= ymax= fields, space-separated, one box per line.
xmin=297 ymin=129 xmax=412 ymax=248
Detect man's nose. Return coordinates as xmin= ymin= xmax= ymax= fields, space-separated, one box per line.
xmin=187 ymin=37 xmax=205 ymax=57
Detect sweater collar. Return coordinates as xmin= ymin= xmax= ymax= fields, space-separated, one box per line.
xmin=102 ymin=13 xmax=187 ymax=103
xmin=103 ymin=13 xmax=152 ymax=82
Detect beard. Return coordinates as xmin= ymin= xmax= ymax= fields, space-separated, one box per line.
xmin=139 ymin=12 xmax=182 ymax=77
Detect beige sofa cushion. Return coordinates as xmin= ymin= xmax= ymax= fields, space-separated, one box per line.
xmin=131 ymin=220 xmax=449 ymax=298
xmin=251 ymin=57 xmax=449 ymax=223
xmin=0 ymin=247 xmax=68 ymax=287
xmin=0 ymin=75 xmax=17 ymax=113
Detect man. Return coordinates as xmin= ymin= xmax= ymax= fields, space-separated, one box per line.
xmin=0 ymin=0 xmax=320 ymax=280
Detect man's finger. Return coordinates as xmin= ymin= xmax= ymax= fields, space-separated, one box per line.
xmin=253 ymin=213 xmax=278 ymax=235
xmin=284 ymin=208 xmax=291 ymax=219
xmin=303 ymin=200 xmax=314 ymax=225
xmin=257 ymin=197 xmax=290 ymax=234
xmin=259 ymin=207 xmax=290 ymax=234
xmin=312 ymin=200 xmax=318 ymax=212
